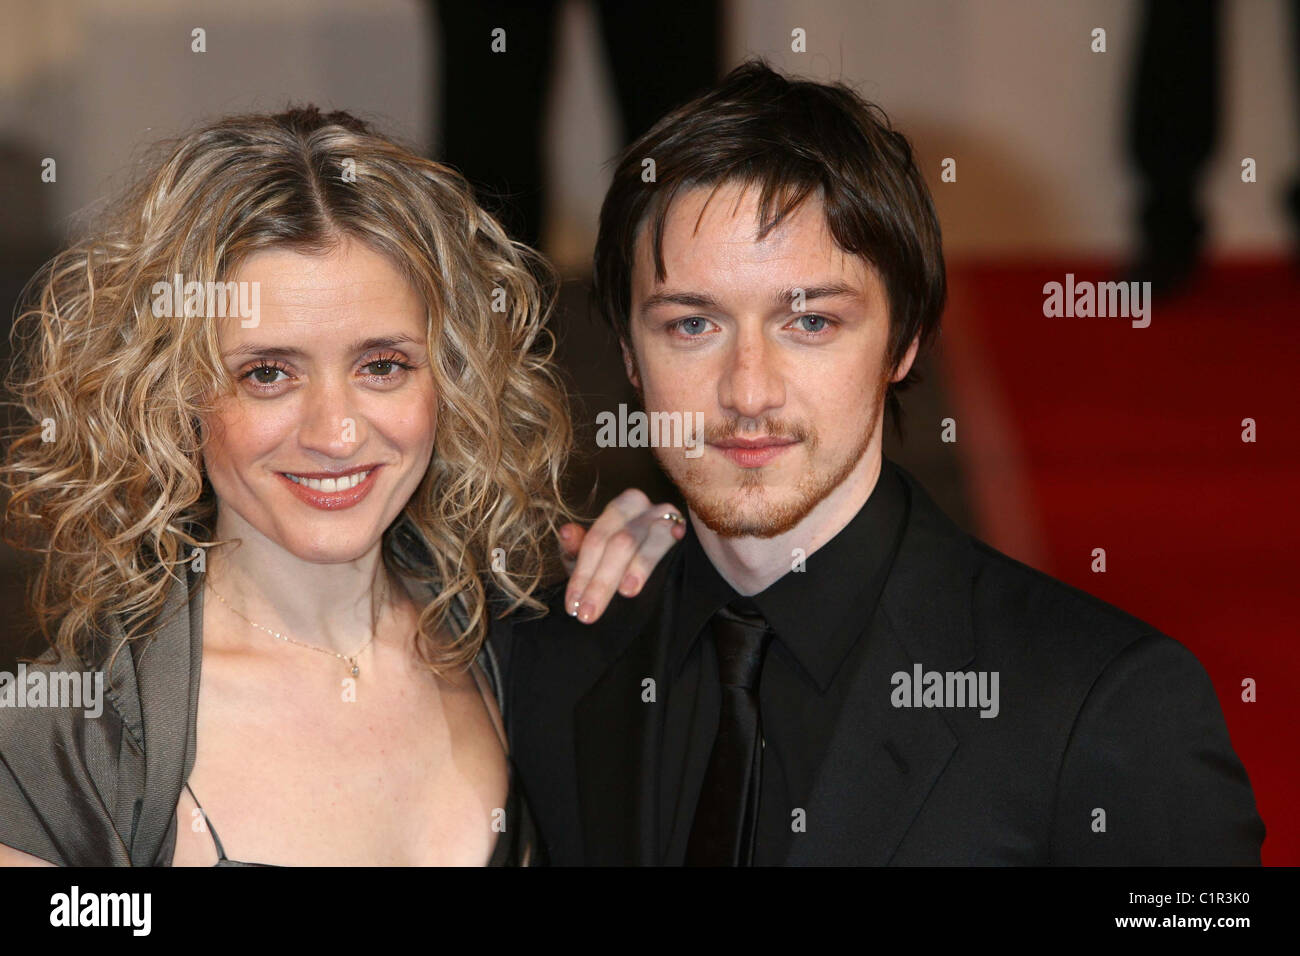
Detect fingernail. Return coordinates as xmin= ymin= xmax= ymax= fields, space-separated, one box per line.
xmin=567 ymin=595 xmax=580 ymax=615
xmin=620 ymin=573 xmax=639 ymax=594
xmin=578 ymin=603 xmax=593 ymax=623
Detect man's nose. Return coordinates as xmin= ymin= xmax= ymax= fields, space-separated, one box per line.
xmin=717 ymin=324 xmax=785 ymax=420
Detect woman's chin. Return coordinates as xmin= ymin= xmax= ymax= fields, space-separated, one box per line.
xmin=272 ymin=534 xmax=385 ymax=566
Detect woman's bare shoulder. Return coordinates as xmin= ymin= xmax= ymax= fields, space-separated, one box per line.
xmin=0 ymin=842 xmax=56 ymax=866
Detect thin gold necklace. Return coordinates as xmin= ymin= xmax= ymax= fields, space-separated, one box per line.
xmin=204 ymin=578 xmax=386 ymax=678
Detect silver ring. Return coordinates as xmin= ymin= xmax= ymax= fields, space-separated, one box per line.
xmin=660 ymin=512 xmax=685 ymax=525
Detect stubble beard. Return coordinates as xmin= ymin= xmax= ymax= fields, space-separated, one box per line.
xmin=646 ymin=371 xmax=890 ymax=540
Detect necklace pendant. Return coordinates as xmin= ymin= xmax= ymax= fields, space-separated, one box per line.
xmin=350 ymin=663 xmax=360 ymax=678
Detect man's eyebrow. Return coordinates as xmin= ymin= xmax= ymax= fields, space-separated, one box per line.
xmin=774 ymin=283 xmax=862 ymax=305
xmin=639 ymin=290 xmax=723 ymax=313
xmin=639 ymin=284 xmax=862 ymax=315
xmin=222 ymin=334 xmax=424 ymax=360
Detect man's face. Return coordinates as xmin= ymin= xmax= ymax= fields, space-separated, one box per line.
xmin=625 ymin=183 xmax=916 ymax=539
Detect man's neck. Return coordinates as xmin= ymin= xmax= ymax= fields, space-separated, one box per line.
xmin=691 ymin=450 xmax=885 ymax=596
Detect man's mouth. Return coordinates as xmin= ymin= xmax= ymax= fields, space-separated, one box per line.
xmin=709 ymin=437 xmax=799 ymax=468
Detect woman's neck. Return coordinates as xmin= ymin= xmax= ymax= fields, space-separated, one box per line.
xmin=202 ymin=531 xmax=403 ymax=658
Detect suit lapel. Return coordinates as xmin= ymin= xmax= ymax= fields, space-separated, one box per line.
xmin=783 ymin=611 xmax=960 ymax=864
xmin=785 ymin=466 xmax=978 ymax=864
xmin=573 ymin=577 xmax=676 ymax=865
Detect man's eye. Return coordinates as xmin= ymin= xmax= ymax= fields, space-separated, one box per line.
xmin=792 ymin=314 xmax=831 ymax=333
xmin=671 ymin=317 xmax=712 ymax=336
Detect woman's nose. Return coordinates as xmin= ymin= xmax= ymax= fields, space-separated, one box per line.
xmin=297 ymin=381 xmax=365 ymax=454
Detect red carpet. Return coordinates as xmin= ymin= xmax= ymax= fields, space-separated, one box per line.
xmin=944 ymin=257 xmax=1300 ymax=865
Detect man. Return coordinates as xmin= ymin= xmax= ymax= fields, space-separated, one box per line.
xmin=499 ymin=61 xmax=1264 ymax=865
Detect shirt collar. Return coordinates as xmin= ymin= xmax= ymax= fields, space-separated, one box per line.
xmin=669 ymin=456 xmax=909 ymax=691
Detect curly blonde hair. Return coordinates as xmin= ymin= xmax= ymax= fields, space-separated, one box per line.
xmin=0 ymin=105 xmax=576 ymax=675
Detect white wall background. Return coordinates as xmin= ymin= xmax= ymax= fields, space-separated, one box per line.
xmin=1 ymin=0 xmax=1294 ymax=271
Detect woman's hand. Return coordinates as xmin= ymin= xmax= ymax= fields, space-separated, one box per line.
xmin=558 ymin=489 xmax=686 ymax=624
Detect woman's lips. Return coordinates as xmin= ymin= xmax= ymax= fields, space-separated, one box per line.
xmin=711 ymin=440 xmax=798 ymax=468
xmin=276 ymin=466 xmax=380 ymax=511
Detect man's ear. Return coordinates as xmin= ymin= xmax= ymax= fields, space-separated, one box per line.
xmin=890 ymin=334 xmax=921 ymax=383
xmin=620 ymin=337 xmax=642 ymax=391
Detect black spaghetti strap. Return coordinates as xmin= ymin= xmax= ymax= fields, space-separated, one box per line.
xmin=470 ymin=646 xmax=510 ymax=755
xmin=184 ymin=781 xmax=233 ymax=863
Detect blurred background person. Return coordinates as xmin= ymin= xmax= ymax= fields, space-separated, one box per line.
xmin=1126 ymin=0 xmax=1300 ymax=296
xmin=433 ymin=0 xmax=721 ymax=248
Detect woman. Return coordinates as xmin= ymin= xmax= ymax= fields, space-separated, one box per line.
xmin=0 ymin=106 xmax=682 ymax=866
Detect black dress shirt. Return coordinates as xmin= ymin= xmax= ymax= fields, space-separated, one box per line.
xmin=658 ymin=457 xmax=909 ymax=864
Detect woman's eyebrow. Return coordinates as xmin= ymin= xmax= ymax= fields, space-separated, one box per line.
xmin=222 ymin=334 xmax=424 ymax=359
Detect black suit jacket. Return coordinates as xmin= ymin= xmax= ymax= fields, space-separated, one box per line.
xmin=496 ymin=463 xmax=1264 ymax=865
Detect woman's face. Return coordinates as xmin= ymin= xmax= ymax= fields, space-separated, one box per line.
xmin=200 ymin=237 xmax=437 ymax=564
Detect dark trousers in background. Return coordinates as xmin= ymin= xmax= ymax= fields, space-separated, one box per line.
xmin=433 ymin=0 xmax=721 ymax=248
xmin=1128 ymin=0 xmax=1300 ymax=289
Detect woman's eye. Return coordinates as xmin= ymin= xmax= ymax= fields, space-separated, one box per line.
xmin=362 ymin=357 xmax=413 ymax=378
xmin=244 ymin=364 xmax=288 ymax=386
xmin=792 ymin=314 xmax=831 ymax=333
xmin=238 ymin=356 xmax=413 ymax=390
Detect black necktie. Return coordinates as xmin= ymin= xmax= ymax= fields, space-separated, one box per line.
xmin=684 ymin=599 xmax=772 ymax=866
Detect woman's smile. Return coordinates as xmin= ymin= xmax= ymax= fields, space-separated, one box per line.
xmin=276 ymin=464 xmax=383 ymax=510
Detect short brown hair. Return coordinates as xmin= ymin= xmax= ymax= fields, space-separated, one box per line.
xmin=593 ymin=59 xmax=946 ymax=438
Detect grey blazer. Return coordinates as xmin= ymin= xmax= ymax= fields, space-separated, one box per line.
xmin=0 ymin=563 xmax=492 ymax=866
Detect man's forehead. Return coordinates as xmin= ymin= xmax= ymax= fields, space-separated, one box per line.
xmin=631 ymin=185 xmax=877 ymax=294
xmin=649 ymin=183 xmax=824 ymax=242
